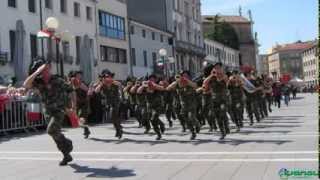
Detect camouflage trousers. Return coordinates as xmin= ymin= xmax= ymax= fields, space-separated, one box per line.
xmin=180 ymin=105 xmax=200 ymax=134
xmin=230 ymin=99 xmax=244 ymax=128
xmin=258 ymin=97 xmax=268 ymax=118
xmin=139 ymin=105 xmax=151 ymax=132
xmin=148 ymin=105 xmax=165 ymax=137
xmin=212 ymin=100 xmax=230 ymax=136
xmin=105 ymin=105 xmax=122 ymax=134
xmin=46 ymin=110 xmax=73 ymax=156
xmin=246 ymin=97 xmax=260 ymax=124
xmin=201 ymin=97 xmax=217 ymax=131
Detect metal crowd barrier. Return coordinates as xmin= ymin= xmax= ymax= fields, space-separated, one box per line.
xmin=0 ymin=97 xmax=47 ymax=134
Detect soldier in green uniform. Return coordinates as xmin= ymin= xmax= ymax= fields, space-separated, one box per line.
xmin=68 ymin=71 xmax=91 ymax=138
xmin=24 ymin=59 xmax=74 ymax=166
xmin=159 ymin=79 xmax=174 ymax=127
xmin=139 ymin=74 xmax=166 ymax=140
xmin=167 ymin=70 xmax=200 ymax=140
xmin=203 ymin=62 xmax=230 ymax=140
xmin=243 ymin=72 xmax=261 ymax=126
xmin=136 ymin=77 xmax=151 ymax=133
xmin=264 ymin=77 xmax=273 ymax=113
xmin=227 ymin=71 xmax=244 ymax=131
xmin=95 ymin=69 xmax=123 ymax=139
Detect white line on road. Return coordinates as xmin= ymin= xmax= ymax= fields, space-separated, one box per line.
xmin=0 ymin=157 xmax=316 ymax=162
xmin=0 ymin=151 xmax=316 ymax=155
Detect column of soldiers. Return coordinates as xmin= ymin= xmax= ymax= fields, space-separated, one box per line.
xmin=24 ymin=59 xmax=274 ymax=166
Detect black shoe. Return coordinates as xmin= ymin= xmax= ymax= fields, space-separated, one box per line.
xmin=182 ymin=127 xmax=186 ymax=132
xmin=118 ymin=129 xmax=123 ymax=139
xmin=196 ymin=126 xmax=201 ymax=133
xmin=208 ymin=127 xmax=213 ymax=132
xmin=219 ymin=134 xmax=225 ymax=140
xmin=190 ymin=133 xmax=196 ymax=140
xmin=84 ymin=127 xmax=90 ymax=139
xmin=249 ymin=122 xmax=253 ymax=126
xmin=59 ymin=154 xmax=73 ymax=166
xmin=156 ymin=134 xmax=162 ymax=140
xmin=160 ymin=124 xmax=165 ymax=134
xmin=236 ymin=127 xmax=240 ymax=132
xmin=169 ymin=121 xmax=173 ymax=128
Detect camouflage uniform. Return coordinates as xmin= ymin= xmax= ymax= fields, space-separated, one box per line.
xmin=136 ymin=89 xmax=151 ymax=133
xmin=74 ymin=86 xmax=91 ymax=137
xmin=146 ymin=90 xmax=165 ymax=140
xmin=100 ymin=84 xmax=123 ymax=138
xmin=209 ymin=77 xmax=230 ymax=139
xmin=162 ymin=91 xmax=174 ymax=127
xmin=173 ymin=90 xmax=186 ymax=132
xmin=228 ymin=81 xmax=244 ymax=129
xmin=176 ymin=84 xmax=200 ymax=139
xmin=201 ymin=93 xmax=217 ymax=132
xmin=244 ymin=79 xmax=261 ymax=125
xmin=34 ymin=75 xmax=73 ymax=158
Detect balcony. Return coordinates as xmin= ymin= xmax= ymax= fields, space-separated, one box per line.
xmin=175 ymin=40 xmax=206 ymax=57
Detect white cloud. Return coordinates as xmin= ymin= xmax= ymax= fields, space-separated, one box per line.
xmin=201 ymin=0 xmax=264 ymax=15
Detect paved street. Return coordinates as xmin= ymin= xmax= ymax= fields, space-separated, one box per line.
xmin=0 ymin=94 xmax=318 ymax=180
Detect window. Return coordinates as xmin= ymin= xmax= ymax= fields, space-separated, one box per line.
xmin=99 ymin=11 xmax=125 ymax=40
xmin=8 ymin=0 xmax=16 ymax=8
xmin=131 ymin=48 xmax=136 ymax=66
xmin=60 ymin=0 xmax=67 ymax=13
xmin=9 ymin=30 xmax=16 ymax=61
xmin=152 ymin=32 xmax=155 ymax=40
xmin=142 ymin=29 xmax=146 ymax=38
xmin=119 ymin=49 xmax=127 ymax=64
xmin=160 ymin=34 xmax=163 ymax=42
xmin=74 ymin=2 xmax=80 ymax=17
xmin=30 ymin=34 xmax=38 ymax=59
xmin=152 ymin=52 xmax=157 ymax=67
xmin=130 ymin=26 xmax=134 ymax=34
xmin=100 ymin=45 xmax=127 ymax=64
xmin=86 ymin=6 xmax=92 ymax=21
xmin=28 ymin=0 xmax=36 ymax=13
xmin=45 ymin=0 xmax=52 ymax=9
xmin=75 ymin=36 xmax=81 ymax=64
xmin=143 ymin=51 xmax=147 ymax=67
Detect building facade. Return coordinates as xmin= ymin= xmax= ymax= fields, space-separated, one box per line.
xmin=96 ymin=0 xmax=130 ymax=80
xmin=0 ymin=0 xmax=97 ymax=82
xmin=302 ymin=43 xmax=318 ymax=87
xmin=204 ymin=39 xmax=240 ymax=71
xmin=268 ymin=42 xmax=314 ymax=80
xmin=128 ymin=20 xmax=173 ymax=78
xmin=127 ymin=0 xmax=205 ymax=77
xmin=202 ymin=15 xmax=257 ymax=68
xmin=258 ymin=54 xmax=269 ymax=75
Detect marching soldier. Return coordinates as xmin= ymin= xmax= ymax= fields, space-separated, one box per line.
xmin=203 ymin=62 xmax=230 ymax=140
xmin=159 ymin=79 xmax=174 ymax=127
xmin=68 ymin=70 xmax=91 ymax=139
xmin=139 ymin=74 xmax=166 ymax=140
xmin=136 ymin=77 xmax=151 ymax=133
xmin=24 ymin=58 xmax=74 ymax=166
xmin=95 ymin=69 xmax=123 ymax=139
xmin=167 ymin=70 xmax=200 ymax=140
xmin=227 ymin=70 xmax=244 ymax=131
xmin=244 ymin=72 xmax=261 ymax=126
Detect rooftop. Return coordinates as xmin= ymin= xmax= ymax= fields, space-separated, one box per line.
xmin=202 ymin=15 xmax=251 ymax=24
xmin=274 ymin=42 xmax=315 ymax=52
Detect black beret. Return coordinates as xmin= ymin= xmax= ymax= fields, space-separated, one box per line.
xmin=100 ymin=69 xmax=115 ymax=78
xmin=28 ymin=57 xmax=47 ymax=75
xmin=213 ymin=62 xmax=223 ymax=68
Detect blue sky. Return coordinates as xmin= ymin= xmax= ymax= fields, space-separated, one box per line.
xmin=201 ymin=0 xmax=318 ymax=53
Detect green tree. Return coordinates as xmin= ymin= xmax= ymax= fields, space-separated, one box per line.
xmin=205 ymin=15 xmax=240 ymax=50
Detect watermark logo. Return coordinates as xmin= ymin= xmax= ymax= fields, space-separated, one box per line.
xmin=278 ymin=168 xmax=319 ymax=179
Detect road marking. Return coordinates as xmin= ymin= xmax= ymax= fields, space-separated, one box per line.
xmin=0 ymin=151 xmax=316 ymax=155
xmin=0 ymin=157 xmax=316 ymax=162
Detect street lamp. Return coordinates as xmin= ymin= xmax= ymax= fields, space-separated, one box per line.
xmin=45 ymin=17 xmax=59 ymax=30
xmin=159 ymin=48 xmax=168 ymax=77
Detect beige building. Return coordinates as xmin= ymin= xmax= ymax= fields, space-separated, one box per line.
xmin=302 ymin=43 xmax=318 ymax=86
xmin=96 ymin=0 xmax=130 ymax=80
xmin=268 ymin=42 xmax=314 ymax=80
xmin=258 ymin=54 xmax=269 ymax=75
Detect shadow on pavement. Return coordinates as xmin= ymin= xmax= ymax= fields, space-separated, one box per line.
xmin=89 ymin=136 xmax=292 ymax=146
xmin=69 ymin=164 xmax=136 ymax=178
